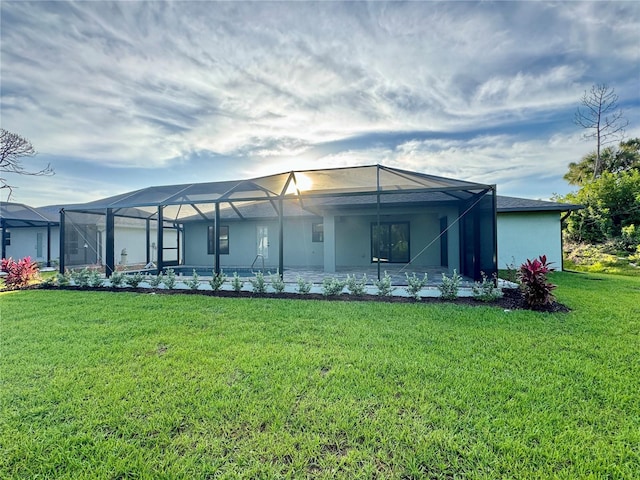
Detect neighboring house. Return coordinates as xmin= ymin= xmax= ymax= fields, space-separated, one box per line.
xmin=1 ymin=202 xmax=156 ymax=268
xmin=0 ymin=202 xmax=59 ymax=266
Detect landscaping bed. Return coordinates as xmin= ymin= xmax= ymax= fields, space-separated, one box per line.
xmin=37 ymin=283 xmax=570 ymax=313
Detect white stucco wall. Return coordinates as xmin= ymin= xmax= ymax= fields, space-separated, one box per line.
xmin=183 ymin=217 xmax=324 ymax=270
xmin=182 ymin=206 xmax=460 ymax=272
xmin=109 ymin=225 xmax=159 ymax=266
xmin=497 ymin=212 xmax=562 ymax=269
xmin=1 ymin=226 xmax=60 ymax=264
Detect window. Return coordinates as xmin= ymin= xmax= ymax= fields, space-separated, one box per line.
xmin=208 ymin=225 xmax=229 ymax=254
xmin=312 ymin=222 xmax=323 ymax=242
xmin=37 ymin=232 xmax=44 ymax=258
xmin=67 ymin=230 xmax=78 ymax=255
xmin=3 ymin=230 xmax=10 ymax=246
xmin=371 ymin=222 xmax=410 ymax=263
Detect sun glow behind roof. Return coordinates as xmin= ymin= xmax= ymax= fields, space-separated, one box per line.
xmin=285 ymin=173 xmax=313 ymax=195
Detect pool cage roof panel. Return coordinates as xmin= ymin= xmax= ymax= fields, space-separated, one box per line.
xmin=64 ymin=165 xmax=494 ymax=222
xmin=1 ymin=202 xmax=58 ymax=227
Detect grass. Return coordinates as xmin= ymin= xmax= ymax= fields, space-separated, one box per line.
xmin=1 ymin=272 xmax=639 ymax=478
xmin=564 ymin=257 xmax=640 ymax=277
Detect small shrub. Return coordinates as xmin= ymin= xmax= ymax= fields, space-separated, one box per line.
xmin=322 ymin=277 xmax=346 ymax=296
xmin=231 ymin=272 xmax=244 ymax=292
xmin=405 ymin=272 xmax=428 ymax=300
xmin=125 ymin=271 xmax=144 ymax=288
xmin=147 ymin=273 xmax=163 ymax=288
xmin=518 ymin=255 xmax=556 ymax=308
xmin=438 ymin=270 xmax=462 ymax=300
xmin=471 ymin=271 xmax=503 ymax=302
xmin=620 ymin=224 xmax=640 ymax=252
xmin=209 ymin=271 xmax=226 ymax=292
xmin=162 ymin=268 xmax=177 ymax=289
xmin=109 ymin=271 xmax=125 ymax=288
xmin=374 ymin=271 xmax=395 ymax=297
xmin=40 ymin=276 xmax=56 ymax=288
xmin=503 ymin=257 xmax=519 ymax=284
xmin=88 ymin=269 xmax=104 ymax=288
xmin=71 ymin=268 xmax=91 ymax=287
xmin=269 ymin=272 xmax=285 ymax=293
xmin=296 ymin=276 xmax=312 ymax=294
xmin=629 ymin=245 xmax=640 ymax=264
xmin=345 ymin=274 xmax=368 ymax=296
xmin=250 ymin=271 xmax=267 ymax=293
xmin=186 ymin=270 xmax=200 ymax=290
xmin=1 ymin=256 xmax=39 ymax=289
xmin=56 ymin=271 xmax=71 ymax=286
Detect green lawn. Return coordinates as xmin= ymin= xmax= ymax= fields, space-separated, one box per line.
xmin=1 ymin=272 xmax=638 ymax=479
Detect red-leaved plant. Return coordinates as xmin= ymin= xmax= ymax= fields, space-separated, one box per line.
xmin=1 ymin=256 xmax=39 ymax=290
xmin=517 ymin=255 xmax=557 ymax=309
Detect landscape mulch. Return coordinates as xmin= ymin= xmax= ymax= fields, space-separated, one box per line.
xmin=34 ymin=284 xmax=570 ymax=313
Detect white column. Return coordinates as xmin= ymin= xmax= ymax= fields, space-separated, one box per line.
xmin=323 ymin=215 xmax=336 ymax=273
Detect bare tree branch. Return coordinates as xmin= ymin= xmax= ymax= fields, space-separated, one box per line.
xmin=574 ymin=84 xmax=628 ymax=179
xmin=0 ymin=129 xmax=54 ymax=200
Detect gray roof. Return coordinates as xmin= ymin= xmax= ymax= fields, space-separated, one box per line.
xmin=0 ymin=202 xmax=58 ymax=226
xmin=496 ymin=196 xmax=582 ymax=213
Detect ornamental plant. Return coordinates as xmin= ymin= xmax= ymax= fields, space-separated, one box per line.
xmin=125 ymin=271 xmax=144 ymax=288
xmin=209 ymin=271 xmax=226 ymax=292
xmin=321 ymin=277 xmax=346 ymax=296
xmin=345 ymin=274 xmax=368 ymax=296
xmin=186 ymin=270 xmax=200 ymax=290
xmin=438 ymin=270 xmax=462 ymax=300
xmin=231 ymin=272 xmax=244 ymax=292
xmin=296 ymin=275 xmax=312 ymax=294
xmin=88 ymin=269 xmax=104 ymax=288
xmin=374 ymin=271 xmax=395 ymax=297
xmin=109 ymin=270 xmax=125 ymax=288
xmin=518 ymin=255 xmax=557 ymax=308
xmin=405 ymin=272 xmax=428 ymax=300
xmin=471 ymin=271 xmax=503 ymax=302
xmin=1 ymin=256 xmax=39 ymax=290
xmin=250 ymin=271 xmax=267 ymax=293
xmin=147 ymin=273 xmax=163 ymax=288
xmin=269 ymin=272 xmax=285 ymax=293
xmin=70 ymin=267 xmax=91 ymax=287
xmin=162 ymin=268 xmax=177 ymax=289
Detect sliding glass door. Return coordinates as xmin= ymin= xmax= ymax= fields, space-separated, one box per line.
xmin=371 ymin=222 xmax=410 ymax=263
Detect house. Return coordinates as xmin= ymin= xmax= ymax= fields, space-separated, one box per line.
xmin=1 ymin=202 xmax=156 ymax=268
xmin=0 ymin=202 xmax=59 ymax=266
xmin=3 ymin=166 xmax=581 ymax=281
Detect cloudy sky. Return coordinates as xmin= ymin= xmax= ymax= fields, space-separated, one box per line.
xmin=2 ymin=1 xmax=639 ymax=207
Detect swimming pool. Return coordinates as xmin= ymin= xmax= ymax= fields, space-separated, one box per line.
xmin=161 ymin=266 xmax=276 ymax=277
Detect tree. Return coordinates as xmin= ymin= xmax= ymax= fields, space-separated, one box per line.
xmin=0 ymin=129 xmax=54 ymax=199
xmin=564 ymin=138 xmax=640 ymax=186
xmin=562 ymin=170 xmax=640 ymax=245
xmin=574 ymin=84 xmax=628 ymax=179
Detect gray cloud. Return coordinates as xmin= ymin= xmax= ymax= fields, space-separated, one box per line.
xmin=1 ymin=0 xmax=639 ymax=204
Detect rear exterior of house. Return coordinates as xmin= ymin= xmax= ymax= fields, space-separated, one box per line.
xmin=4 ymin=168 xmax=580 ymax=281
xmin=181 ymin=203 xmax=462 ymax=274
xmin=58 ymin=166 xmax=498 ymax=282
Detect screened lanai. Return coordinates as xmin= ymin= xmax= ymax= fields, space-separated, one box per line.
xmin=60 ymin=165 xmax=497 ymax=282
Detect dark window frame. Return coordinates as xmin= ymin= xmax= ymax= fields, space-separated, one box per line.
xmin=68 ymin=230 xmax=78 ymax=255
xmin=207 ymin=225 xmax=229 ymax=255
xmin=370 ymin=221 xmax=410 ymax=264
xmin=312 ymin=222 xmax=324 ymax=242
xmin=4 ymin=230 xmax=10 ymax=246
